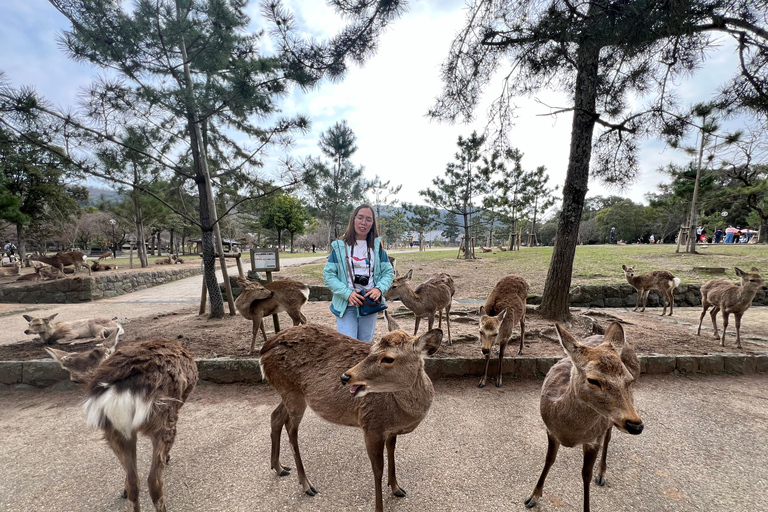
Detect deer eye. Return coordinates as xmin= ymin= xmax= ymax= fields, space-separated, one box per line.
xmin=381 ymin=356 xmax=395 ymax=364
xmin=587 ymin=378 xmax=602 ymax=389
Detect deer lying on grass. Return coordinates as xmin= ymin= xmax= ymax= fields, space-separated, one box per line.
xmin=23 ymin=313 xmax=124 ymax=345
xmin=697 ymin=267 xmax=767 ymax=349
xmin=621 ymin=264 xmax=680 ymax=316
xmin=525 ymin=322 xmax=643 ymax=512
xmin=496 ymin=245 xmax=507 ymax=252
xmin=47 ymin=333 xmax=198 ymax=512
xmin=259 ymin=314 xmax=442 ymax=512
xmin=97 ymin=251 xmax=114 ymax=261
xmin=478 ymin=274 xmax=529 ymax=388
xmin=235 ymin=276 xmax=309 ymax=354
xmin=480 ymin=246 xmax=493 ymax=253
xmin=91 ymin=261 xmax=119 ymax=271
xmin=0 ymin=260 xmax=21 ymax=277
xmin=384 ymin=270 xmax=454 ymax=344
xmin=28 ymin=250 xmax=91 ymax=275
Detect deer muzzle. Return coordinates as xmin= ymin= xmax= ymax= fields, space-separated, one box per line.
xmin=481 ymin=348 xmax=490 ymax=355
xmin=624 ymin=419 xmax=644 ymax=435
xmin=340 ymin=373 xmax=350 ymax=385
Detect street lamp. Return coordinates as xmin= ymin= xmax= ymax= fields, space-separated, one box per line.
xmin=109 ymin=219 xmax=117 ymax=258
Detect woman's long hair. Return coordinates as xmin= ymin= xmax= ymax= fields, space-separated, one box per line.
xmin=342 ymin=204 xmax=378 ymax=248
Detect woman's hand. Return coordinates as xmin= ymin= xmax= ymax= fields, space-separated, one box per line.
xmin=364 ymin=287 xmax=382 ymax=301
xmin=348 ymin=290 xmax=365 ymax=306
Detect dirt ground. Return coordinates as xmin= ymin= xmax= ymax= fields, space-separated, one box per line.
xmin=3 ymin=299 xmax=767 ymax=362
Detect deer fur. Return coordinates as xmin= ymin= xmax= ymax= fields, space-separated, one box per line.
xmin=0 ymin=260 xmax=21 ymax=276
xmin=477 ymin=274 xmax=529 ymax=388
xmin=384 ymin=269 xmax=455 ymax=344
xmin=47 ymin=336 xmax=198 ymax=512
xmin=235 ymin=276 xmax=310 ymax=354
xmin=496 ymin=245 xmax=507 ymax=252
xmin=40 ymin=266 xmax=67 ymax=280
xmin=16 ymin=267 xmax=41 ymax=282
xmin=97 ymin=251 xmax=114 ymax=261
xmin=621 ymin=264 xmax=680 ymax=316
xmin=525 ymin=322 xmax=643 ymax=512
xmin=259 ymin=315 xmax=442 ymax=512
xmin=23 ymin=313 xmax=124 ymax=345
xmin=697 ymin=267 xmax=767 ymax=349
xmin=29 ymin=250 xmax=91 ymax=275
xmin=480 ymin=246 xmax=493 ymax=253
xmin=92 ymin=261 xmax=119 ymax=271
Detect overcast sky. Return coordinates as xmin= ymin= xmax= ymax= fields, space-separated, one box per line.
xmin=1 ymin=0 xmax=745 ymax=211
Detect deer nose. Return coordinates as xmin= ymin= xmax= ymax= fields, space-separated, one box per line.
xmin=340 ymin=373 xmax=351 ymax=386
xmin=24 ymin=330 xmax=30 ymax=335
xmin=625 ymin=420 xmax=644 ymax=435
xmin=481 ymin=348 xmax=489 ymax=355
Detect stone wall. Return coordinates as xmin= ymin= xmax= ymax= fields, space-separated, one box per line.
xmin=0 ymin=267 xmax=202 ymax=304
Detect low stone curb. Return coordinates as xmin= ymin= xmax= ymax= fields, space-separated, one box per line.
xmin=2 ymin=353 xmax=767 ymax=389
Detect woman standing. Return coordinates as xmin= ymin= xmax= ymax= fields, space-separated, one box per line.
xmin=323 ymin=204 xmax=395 ymax=341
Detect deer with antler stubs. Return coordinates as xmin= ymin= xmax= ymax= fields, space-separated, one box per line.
xmin=478 ymin=274 xmax=529 ymax=388
xmin=621 ymin=264 xmax=680 ymax=316
xmin=47 ymin=332 xmax=197 ymax=512
xmin=525 ymin=322 xmax=643 ymax=512
xmin=384 ymin=270 xmax=454 ymax=344
xmin=697 ymin=267 xmax=767 ymax=349
xmin=259 ymin=312 xmax=442 ymax=512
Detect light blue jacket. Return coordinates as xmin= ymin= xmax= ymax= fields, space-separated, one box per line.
xmin=324 ymin=237 xmax=395 ymax=318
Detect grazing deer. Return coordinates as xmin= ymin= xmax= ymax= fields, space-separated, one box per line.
xmin=621 ymin=264 xmax=680 ymax=316
xmin=97 ymin=251 xmax=114 ymax=261
xmin=29 ymin=250 xmax=91 ymax=275
xmin=477 ymin=274 xmax=529 ymax=388
xmin=235 ymin=277 xmax=310 ymax=354
xmin=0 ymin=260 xmax=21 ymax=277
xmin=697 ymin=267 xmax=767 ymax=349
xmin=525 ymin=322 xmax=643 ymax=512
xmin=23 ymin=313 xmax=124 ymax=345
xmin=259 ymin=316 xmax=442 ymax=512
xmin=47 ymin=335 xmax=198 ymax=512
xmin=91 ymin=261 xmax=119 ymax=271
xmin=384 ymin=270 xmax=454 ymax=344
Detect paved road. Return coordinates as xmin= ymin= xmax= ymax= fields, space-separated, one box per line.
xmin=1 ymin=374 xmax=766 ymax=512
xmin=0 ymin=256 xmax=327 ymax=347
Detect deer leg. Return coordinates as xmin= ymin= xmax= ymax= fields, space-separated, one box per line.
xmin=270 ymin=402 xmax=292 ymax=476
xmin=641 ymin=290 xmax=650 ymax=312
xmin=720 ymin=311 xmax=730 ymax=347
xmin=525 ymin=433 xmax=560 ymax=508
xmin=660 ymin=290 xmax=668 ymax=316
xmin=249 ymin=312 xmax=265 ymax=355
xmin=633 ymin=289 xmax=641 ymax=311
xmin=364 ymin=431 xmax=386 ymax=512
xmin=148 ymin=428 xmax=170 ymax=512
xmin=478 ymin=352 xmax=491 ymax=388
xmin=445 ymin=305 xmax=452 ymax=345
xmin=413 ymin=316 xmax=422 ymax=336
xmin=518 ymin=318 xmax=526 ymax=355
xmin=581 ymin=443 xmax=600 ymax=512
xmin=427 ymin=312 xmax=436 ymax=331
xmin=437 ymin=309 xmax=443 ymax=329
xmin=667 ymin=289 xmax=675 ymax=316
xmin=105 ymin=429 xmax=140 ymax=512
xmin=734 ymin=312 xmax=744 ymax=349
xmin=595 ymin=428 xmax=612 ymax=486
xmin=284 ymin=400 xmax=317 ymax=496
xmin=496 ymin=342 xmax=507 ymax=388
xmin=386 ymin=435 xmax=406 ymax=497
xmin=697 ymin=302 xmax=710 ymax=336
xmin=710 ymin=306 xmax=721 ymax=339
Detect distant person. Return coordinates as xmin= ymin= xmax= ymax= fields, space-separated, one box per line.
xmin=311 ymin=243 xmax=315 ymax=253
xmin=714 ymin=228 xmax=724 ymax=243
xmin=409 ymin=236 xmax=414 ymax=249
xmin=3 ymin=241 xmax=16 ymax=262
xmin=725 ymin=225 xmax=736 ymax=243
xmin=649 ymin=234 xmax=655 ymax=244
xmin=610 ymin=227 xmax=616 ymax=244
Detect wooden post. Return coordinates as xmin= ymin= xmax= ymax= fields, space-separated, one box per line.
xmin=266 ymin=271 xmax=281 ymax=333
xmin=235 ymin=253 xmax=244 ymax=279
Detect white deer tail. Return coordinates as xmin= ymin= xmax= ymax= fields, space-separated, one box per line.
xmin=85 ymin=387 xmax=153 ymax=440
xmin=673 ymin=277 xmax=681 ymax=289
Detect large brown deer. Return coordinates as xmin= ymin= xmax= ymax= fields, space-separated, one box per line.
xmin=23 ymin=313 xmax=123 ymax=345
xmin=47 ymin=335 xmax=198 ymax=512
xmin=235 ymin=276 xmax=310 ymax=354
xmin=384 ymin=269 xmax=454 ymax=344
xmin=259 ymin=315 xmax=442 ymax=512
xmin=696 ymin=267 xmax=767 ymax=349
xmin=477 ymin=274 xmax=529 ymax=388
xmin=525 ymin=322 xmax=643 ymax=512
xmin=29 ymin=250 xmax=91 ymax=275
xmin=621 ymin=264 xmax=680 ymax=316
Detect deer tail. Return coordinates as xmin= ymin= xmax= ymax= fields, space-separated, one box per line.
xmin=85 ymin=387 xmax=153 ymax=440
xmin=673 ymin=277 xmax=681 ymax=289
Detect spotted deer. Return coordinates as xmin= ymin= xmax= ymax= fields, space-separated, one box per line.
xmin=23 ymin=313 xmax=123 ymax=345
xmin=235 ymin=276 xmax=310 ymax=354
xmin=477 ymin=274 xmax=529 ymax=388
xmin=384 ymin=270 xmax=454 ymax=344
xmin=525 ymin=322 xmax=643 ymax=512
xmin=621 ymin=264 xmax=680 ymax=316
xmin=47 ymin=335 xmax=198 ymax=512
xmin=697 ymin=267 xmax=767 ymax=349
xmin=259 ymin=314 xmax=442 ymax=512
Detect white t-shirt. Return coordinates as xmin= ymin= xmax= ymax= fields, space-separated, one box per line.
xmin=346 ymin=240 xmax=375 ymax=292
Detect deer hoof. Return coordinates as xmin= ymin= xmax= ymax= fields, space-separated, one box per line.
xmin=305 ymin=485 xmax=319 ymax=496
xmin=166 ymin=454 xmax=171 ymax=464
xmin=392 ymin=486 xmax=407 ymax=497
xmin=276 ymin=467 xmax=291 ymax=477
xmin=495 ymin=381 xmax=502 ymax=388
xmin=524 ymin=496 xmax=537 ymax=508
xmin=595 ymin=475 xmax=606 ymax=486
xmin=122 ymin=489 xmax=127 ymax=499
xmin=477 ymin=381 xmax=485 ymax=388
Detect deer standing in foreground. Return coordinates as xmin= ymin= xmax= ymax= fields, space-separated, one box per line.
xmin=478 ymin=274 xmax=529 ymax=388
xmin=235 ymin=276 xmax=310 ymax=354
xmin=47 ymin=334 xmax=198 ymax=512
xmin=259 ymin=315 xmax=442 ymax=512
xmin=525 ymin=322 xmax=643 ymax=512
xmin=384 ymin=269 xmax=454 ymax=344
xmin=23 ymin=313 xmax=123 ymax=345
xmin=28 ymin=250 xmax=91 ymax=275
xmin=697 ymin=267 xmax=767 ymax=349
xmin=621 ymin=264 xmax=680 ymax=316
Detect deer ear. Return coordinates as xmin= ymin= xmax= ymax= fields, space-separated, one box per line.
xmin=622 ymin=264 xmax=628 ymax=271
xmin=602 ymin=322 xmax=625 ymax=353
xmin=478 ymin=305 xmax=487 ymax=317
xmin=751 ymin=267 xmax=759 ymax=272
xmin=555 ymin=323 xmax=584 ymax=362
xmin=496 ymin=309 xmax=508 ymax=323
xmin=45 ymin=313 xmax=58 ymax=322
xmin=734 ymin=267 xmax=745 ymax=277
xmin=23 ymin=314 xmax=33 ymax=322
xmin=414 ymin=329 xmax=443 ymax=356
xmin=384 ymin=310 xmax=401 ymax=332
xmin=405 ymin=269 xmax=413 ymax=281
xmin=45 ymin=347 xmax=72 ymax=367
xmin=103 ymin=328 xmax=121 ymax=350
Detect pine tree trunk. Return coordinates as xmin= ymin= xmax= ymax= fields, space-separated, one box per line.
xmin=463 ymin=213 xmax=472 ymax=259
xmin=539 ymin=44 xmax=600 ymax=321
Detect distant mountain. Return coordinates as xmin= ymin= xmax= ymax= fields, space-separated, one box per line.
xmin=86 ymin=186 xmax=122 ymax=206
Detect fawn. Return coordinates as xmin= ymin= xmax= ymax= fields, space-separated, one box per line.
xmin=621 ymin=264 xmax=680 ymax=315
xmin=23 ymin=313 xmax=123 ymax=345
xmin=478 ymin=274 xmax=529 ymax=388
xmin=48 ymin=334 xmax=197 ymax=512
xmin=384 ymin=269 xmax=454 ymax=344
xmin=259 ymin=313 xmax=442 ymax=512
xmin=697 ymin=267 xmax=767 ymax=349
xmin=525 ymin=322 xmax=643 ymax=512
xmin=234 ymin=276 xmax=309 ymax=354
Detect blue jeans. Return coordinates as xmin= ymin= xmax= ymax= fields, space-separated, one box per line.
xmin=336 ymin=306 xmax=378 ymax=342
